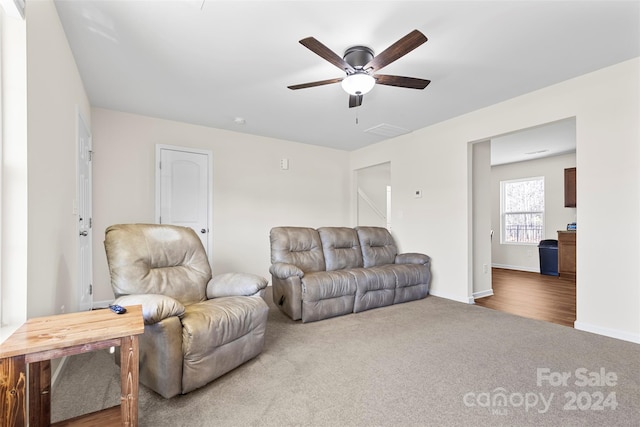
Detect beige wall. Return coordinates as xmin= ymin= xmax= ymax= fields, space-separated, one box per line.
xmin=350 ymin=58 xmax=640 ymax=343
xmin=26 ymin=0 xmax=91 ymax=318
xmin=91 ymin=109 xmax=350 ymax=303
xmin=491 ymin=152 xmax=577 ymax=272
xmin=1 ymin=7 xmax=27 ymax=335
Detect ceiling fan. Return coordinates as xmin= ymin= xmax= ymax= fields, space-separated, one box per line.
xmin=288 ymin=29 xmax=431 ymax=108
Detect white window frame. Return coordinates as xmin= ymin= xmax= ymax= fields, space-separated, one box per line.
xmin=500 ymin=176 xmax=545 ymax=245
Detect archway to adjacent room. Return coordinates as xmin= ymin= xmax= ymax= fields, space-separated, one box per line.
xmin=470 ymin=118 xmax=577 ymax=328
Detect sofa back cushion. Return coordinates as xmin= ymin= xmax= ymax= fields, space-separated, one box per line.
xmin=270 ymin=227 xmax=326 ymax=273
xmin=318 ymin=227 xmax=364 ymax=271
xmin=355 ymin=226 xmax=398 ymax=267
xmin=104 ymin=224 xmax=211 ymax=305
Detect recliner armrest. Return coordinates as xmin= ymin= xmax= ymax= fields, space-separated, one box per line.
xmin=113 ymin=294 xmax=185 ymax=325
xmin=395 ymin=253 xmax=431 ymax=265
xmin=206 ymin=272 xmax=268 ymax=298
xmin=269 ymin=262 xmax=304 ymax=280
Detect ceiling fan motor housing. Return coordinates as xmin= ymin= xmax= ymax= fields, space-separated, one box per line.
xmin=343 ymin=46 xmax=374 ymax=71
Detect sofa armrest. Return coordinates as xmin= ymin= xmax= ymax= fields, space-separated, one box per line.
xmin=206 ymin=272 xmax=268 ymax=298
xmin=113 ymin=294 xmax=185 ymax=325
xmin=269 ymin=262 xmax=304 ymax=280
xmin=395 ymin=253 xmax=431 ymax=265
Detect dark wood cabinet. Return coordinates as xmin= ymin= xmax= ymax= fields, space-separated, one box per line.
xmin=558 ymin=231 xmax=576 ymax=279
xmin=564 ymin=167 xmax=576 ymax=207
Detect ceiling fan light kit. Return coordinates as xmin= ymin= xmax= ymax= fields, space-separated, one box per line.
xmin=288 ymin=29 xmax=431 ymax=108
xmin=341 ymin=72 xmax=376 ymax=95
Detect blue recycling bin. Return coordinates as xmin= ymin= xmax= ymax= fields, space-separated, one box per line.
xmin=538 ymin=239 xmax=559 ymax=276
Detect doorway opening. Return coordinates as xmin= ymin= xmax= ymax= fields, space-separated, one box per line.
xmin=356 ymin=162 xmax=391 ymax=229
xmin=471 ymin=118 xmax=577 ymax=327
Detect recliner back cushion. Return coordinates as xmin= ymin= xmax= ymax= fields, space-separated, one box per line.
xmin=270 ymin=227 xmax=326 ymax=273
xmin=318 ymin=227 xmax=363 ymax=271
xmin=355 ymin=226 xmax=398 ymax=267
xmin=104 ymin=224 xmax=211 ymax=304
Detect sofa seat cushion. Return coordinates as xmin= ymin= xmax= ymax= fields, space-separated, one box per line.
xmin=181 ymin=297 xmax=267 ymax=359
xmin=348 ymin=267 xmax=396 ymax=313
xmin=379 ymin=264 xmax=431 ymax=304
xmin=300 ymin=270 xmax=357 ymax=323
xmin=301 ymin=270 xmax=357 ymax=301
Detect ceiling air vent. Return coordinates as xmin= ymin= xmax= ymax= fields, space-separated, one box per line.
xmin=364 ymin=123 xmax=410 ymax=138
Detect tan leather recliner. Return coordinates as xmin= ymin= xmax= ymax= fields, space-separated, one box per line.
xmin=104 ymin=223 xmax=269 ymax=398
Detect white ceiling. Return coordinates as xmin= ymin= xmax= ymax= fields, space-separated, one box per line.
xmin=53 ymin=1 xmax=640 ymax=153
xmin=490 ymin=117 xmax=576 ymax=166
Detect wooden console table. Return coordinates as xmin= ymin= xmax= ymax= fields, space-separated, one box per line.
xmin=0 ymin=305 xmax=144 ymax=427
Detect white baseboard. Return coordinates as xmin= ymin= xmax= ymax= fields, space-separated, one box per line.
xmin=574 ymin=321 xmax=640 ymax=344
xmin=472 ymin=289 xmax=494 ymax=300
xmin=492 ymin=263 xmax=539 ymax=273
xmin=429 ymin=289 xmax=472 ymax=304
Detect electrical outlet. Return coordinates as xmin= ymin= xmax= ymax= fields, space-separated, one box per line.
xmin=483 ymin=264 xmax=488 ymax=274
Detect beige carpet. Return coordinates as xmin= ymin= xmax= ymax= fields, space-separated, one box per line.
xmin=52 ymin=290 xmax=640 ymax=426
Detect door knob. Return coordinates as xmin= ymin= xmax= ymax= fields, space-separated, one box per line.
xmin=79 ymin=230 xmax=88 ymax=236
xmin=201 ymin=229 xmax=206 ymax=234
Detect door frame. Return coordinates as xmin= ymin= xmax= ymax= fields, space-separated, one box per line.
xmin=155 ymin=144 xmax=213 ymax=267
xmin=76 ymin=109 xmax=93 ymax=311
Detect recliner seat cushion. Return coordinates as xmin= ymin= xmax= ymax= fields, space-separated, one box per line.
xmin=181 ymin=297 xmax=266 ymax=353
xmin=180 ymin=296 xmax=268 ymax=394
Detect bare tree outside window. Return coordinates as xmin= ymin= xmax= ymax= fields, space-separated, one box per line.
xmin=501 ymin=177 xmax=544 ymax=244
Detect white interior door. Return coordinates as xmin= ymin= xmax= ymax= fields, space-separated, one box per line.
xmin=156 ymin=146 xmax=211 ymax=254
xmin=77 ymin=113 xmax=93 ymax=311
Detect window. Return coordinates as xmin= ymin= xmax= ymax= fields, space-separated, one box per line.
xmin=501 ymin=177 xmax=544 ymax=244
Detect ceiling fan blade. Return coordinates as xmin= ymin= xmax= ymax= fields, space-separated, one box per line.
xmin=288 ymin=77 xmax=344 ymax=90
xmin=374 ymin=74 xmax=431 ymax=89
xmin=299 ymin=37 xmax=355 ymax=73
xmin=365 ymin=30 xmax=428 ymax=73
xmin=349 ymin=94 xmax=363 ymax=108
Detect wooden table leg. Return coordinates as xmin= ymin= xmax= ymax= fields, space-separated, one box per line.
xmin=0 ymin=355 xmax=26 ymax=427
xmin=28 ymin=360 xmax=51 ymax=427
xmin=119 ymin=335 xmax=139 ymax=427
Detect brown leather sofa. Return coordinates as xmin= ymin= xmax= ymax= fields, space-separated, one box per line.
xmin=269 ymin=226 xmax=431 ymax=323
xmin=104 ymin=223 xmax=269 ymax=398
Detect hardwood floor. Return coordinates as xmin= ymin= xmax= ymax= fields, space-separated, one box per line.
xmin=474 ymin=268 xmax=576 ymax=327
